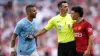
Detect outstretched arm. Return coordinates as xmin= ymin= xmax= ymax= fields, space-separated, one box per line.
xmin=35 ymin=18 xmax=54 ymax=37
xmin=35 ymin=28 xmax=47 ymax=37
xmin=27 ymin=18 xmax=54 ymax=39
xmin=27 ymin=28 xmax=47 ymax=39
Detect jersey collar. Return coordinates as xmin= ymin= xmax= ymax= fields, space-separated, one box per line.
xmin=25 ymin=17 xmax=35 ymax=24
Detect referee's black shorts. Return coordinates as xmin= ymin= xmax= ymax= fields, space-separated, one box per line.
xmin=58 ymin=41 xmax=76 ymax=56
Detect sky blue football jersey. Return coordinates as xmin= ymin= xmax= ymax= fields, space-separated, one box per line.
xmin=14 ymin=17 xmax=38 ymax=55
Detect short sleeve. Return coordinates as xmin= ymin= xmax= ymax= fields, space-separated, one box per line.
xmin=14 ymin=23 xmax=23 ymax=35
xmin=44 ymin=19 xmax=54 ymax=30
xmin=85 ymin=23 xmax=93 ymax=36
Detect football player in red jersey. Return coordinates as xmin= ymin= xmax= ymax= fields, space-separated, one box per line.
xmin=71 ymin=6 xmax=94 ymax=56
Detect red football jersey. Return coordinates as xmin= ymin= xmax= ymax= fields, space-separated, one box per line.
xmin=73 ymin=19 xmax=93 ymax=53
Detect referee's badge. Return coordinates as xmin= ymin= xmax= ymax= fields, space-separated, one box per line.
xmin=68 ymin=24 xmax=70 ymax=28
xmin=58 ymin=25 xmax=62 ymax=30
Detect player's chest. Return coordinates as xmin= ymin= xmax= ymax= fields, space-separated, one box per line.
xmin=23 ymin=23 xmax=35 ymax=32
xmin=55 ymin=19 xmax=73 ymax=30
xmin=73 ymin=23 xmax=85 ymax=32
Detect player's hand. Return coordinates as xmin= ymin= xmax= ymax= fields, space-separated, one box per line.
xmin=83 ymin=50 xmax=90 ymax=56
xmin=11 ymin=51 xmax=16 ymax=56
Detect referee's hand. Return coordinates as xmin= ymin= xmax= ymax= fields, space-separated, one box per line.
xmin=26 ymin=35 xmax=36 ymax=40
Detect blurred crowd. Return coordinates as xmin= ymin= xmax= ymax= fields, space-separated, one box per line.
xmin=0 ymin=0 xmax=100 ymax=56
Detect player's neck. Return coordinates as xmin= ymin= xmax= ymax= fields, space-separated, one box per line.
xmin=26 ymin=16 xmax=33 ymax=22
xmin=76 ymin=17 xmax=83 ymax=23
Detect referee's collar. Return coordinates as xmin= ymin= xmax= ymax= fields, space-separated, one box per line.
xmin=59 ymin=13 xmax=68 ymax=18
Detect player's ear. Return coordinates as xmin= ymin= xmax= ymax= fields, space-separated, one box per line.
xmin=27 ymin=11 xmax=30 ymax=15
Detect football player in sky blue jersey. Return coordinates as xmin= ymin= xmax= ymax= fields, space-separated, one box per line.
xmin=11 ymin=5 xmax=39 ymax=56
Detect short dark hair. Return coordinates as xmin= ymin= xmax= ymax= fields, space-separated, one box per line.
xmin=58 ymin=1 xmax=67 ymax=8
xmin=26 ymin=5 xmax=36 ymax=13
xmin=71 ymin=6 xmax=83 ymax=17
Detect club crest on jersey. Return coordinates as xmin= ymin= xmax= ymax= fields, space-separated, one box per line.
xmin=30 ymin=26 xmax=34 ymax=31
xmin=78 ymin=26 xmax=81 ymax=30
xmin=68 ymin=24 xmax=70 ymax=28
xmin=58 ymin=25 xmax=61 ymax=30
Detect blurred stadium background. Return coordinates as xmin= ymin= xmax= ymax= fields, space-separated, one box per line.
xmin=0 ymin=0 xmax=100 ymax=56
